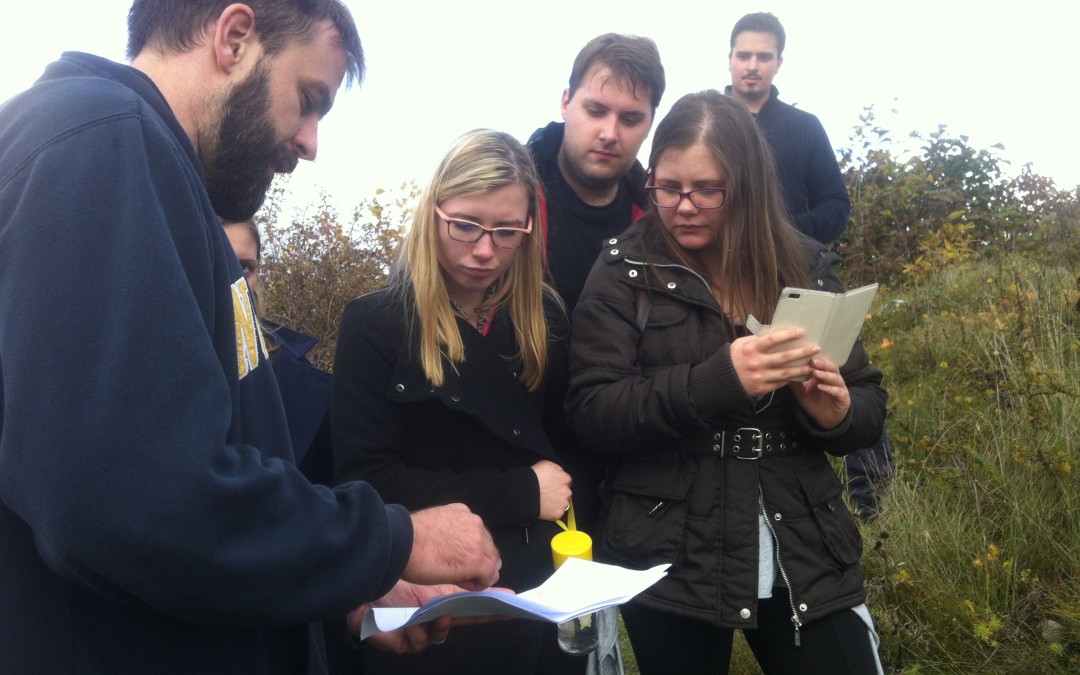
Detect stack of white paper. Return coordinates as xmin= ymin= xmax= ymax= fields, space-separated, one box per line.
xmin=360 ymin=557 xmax=670 ymax=639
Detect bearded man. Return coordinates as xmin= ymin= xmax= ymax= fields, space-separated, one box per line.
xmin=0 ymin=2 xmax=500 ymax=673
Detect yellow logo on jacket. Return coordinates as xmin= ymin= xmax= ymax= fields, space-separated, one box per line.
xmin=232 ymin=276 xmax=268 ymax=379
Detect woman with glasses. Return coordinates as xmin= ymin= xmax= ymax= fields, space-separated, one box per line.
xmin=332 ymin=129 xmax=588 ymax=674
xmin=566 ymin=91 xmax=887 ymax=674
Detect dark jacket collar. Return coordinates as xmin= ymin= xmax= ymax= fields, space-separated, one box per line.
xmin=527 ymin=120 xmax=650 ymax=211
xmin=723 ymin=84 xmax=783 ymax=117
xmin=263 ymin=321 xmax=319 ymax=362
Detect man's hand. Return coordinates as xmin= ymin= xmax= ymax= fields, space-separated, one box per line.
xmin=348 ymin=580 xmax=515 ymax=654
xmin=347 ymin=580 xmax=456 ymax=654
xmin=404 ymin=504 xmax=501 ymax=591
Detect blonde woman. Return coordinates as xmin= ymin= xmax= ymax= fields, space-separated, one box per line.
xmin=332 ymin=129 xmax=589 ymax=674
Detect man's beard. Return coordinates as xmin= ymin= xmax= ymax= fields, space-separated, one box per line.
xmin=204 ymin=62 xmax=295 ymax=222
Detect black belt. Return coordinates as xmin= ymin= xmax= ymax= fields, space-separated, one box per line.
xmin=710 ymin=427 xmax=801 ymax=460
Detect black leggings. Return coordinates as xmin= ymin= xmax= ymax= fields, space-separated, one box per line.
xmin=619 ymin=590 xmax=879 ymax=675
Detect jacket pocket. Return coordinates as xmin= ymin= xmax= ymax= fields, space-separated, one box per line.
xmin=599 ymin=458 xmax=694 ymax=569
xmin=637 ymin=301 xmax=698 ymax=369
xmin=796 ymin=472 xmax=863 ymax=567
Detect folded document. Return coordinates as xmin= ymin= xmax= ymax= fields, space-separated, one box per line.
xmin=361 ymin=557 xmax=670 ymax=639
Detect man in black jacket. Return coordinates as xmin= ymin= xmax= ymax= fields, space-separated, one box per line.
xmin=527 ymin=36 xmax=666 ymax=673
xmin=527 ymin=33 xmax=666 ymax=310
xmin=726 ymin=12 xmax=893 ymax=518
xmin=726 ymin=12 xmax=850 ymax=245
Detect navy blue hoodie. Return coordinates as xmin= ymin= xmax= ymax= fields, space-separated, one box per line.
xmin=0 ymin=53 xmax=412 ymax=674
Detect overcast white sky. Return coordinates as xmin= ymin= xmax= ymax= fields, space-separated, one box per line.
xmin=3 ymin=1 xmax=1078 ymax=217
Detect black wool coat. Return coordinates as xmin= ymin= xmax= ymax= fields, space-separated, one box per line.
xmin=332 ymin=285 xmax=595 ymax=594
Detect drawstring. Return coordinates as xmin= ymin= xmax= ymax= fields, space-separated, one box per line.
xmin=555 ymin=500 xmax=577 ymax=532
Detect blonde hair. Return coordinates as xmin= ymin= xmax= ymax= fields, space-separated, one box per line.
xmin=391 ymin=129 xmax=557 ymax=391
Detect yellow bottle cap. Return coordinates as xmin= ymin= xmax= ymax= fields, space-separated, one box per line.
xmin=551 ymin=529 xmax=592 ymax=568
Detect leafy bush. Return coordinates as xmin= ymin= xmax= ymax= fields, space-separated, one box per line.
xmin=838 ymin=110 xmax=1080 ymax=287
xmin=253 ymin=180 xmax=416 ymax=370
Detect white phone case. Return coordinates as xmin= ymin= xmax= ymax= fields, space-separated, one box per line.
xmin=745 ymin=283 xmax=878 ymax=379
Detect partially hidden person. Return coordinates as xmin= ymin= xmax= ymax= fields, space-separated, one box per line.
xmin=725 ymin=11 xmax=894 ymax=518
xmin=223 ymin=218 xmax=334 ymax=484
xmin=527 ymin=32 xmax=665 ymax=312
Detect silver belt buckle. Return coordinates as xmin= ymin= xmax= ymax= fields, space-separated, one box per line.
xmin=732 ymin=427 xmax=763 ymax=460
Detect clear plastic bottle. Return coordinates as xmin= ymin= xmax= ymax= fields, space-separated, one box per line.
xmin=551 ymin=528 xmax=601 ymax=654
xmin=558 ymin=605 xmax=621 ymax=654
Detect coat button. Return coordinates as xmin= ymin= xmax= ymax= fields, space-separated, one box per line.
xmin=740 ymin=608 xmax=751 ymax=619
xmin=666 ymin=282 xmax=677 ymax=290
xmin=817 ymin=279 xmax=825 ymax=287
xmin=395 ymin=384 xmax=405 ymax=392
xmin=610 ymin=249 xmax=619 ymax=256
xmin=513 ymin=429 xmax=521 ymax=436
xmin=628 ymin=270 xmax=638 ymax=278
xmin=712 ymin=444 xmax=721 ymax=453
xmin=451 ymin=395 xmax=461 ymax=402
xmin=773 ymin=512 xmax=782 ymax=521
xmin=799 ymin=603 xmax=808 ymax=612
xmin=608 ymin=238 xmax=618 ymax=245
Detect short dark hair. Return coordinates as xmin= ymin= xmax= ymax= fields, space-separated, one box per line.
xmin=568 ymin=33 xmax=665 ymax=112
xmin=729 ymin=12 xmax=786 ymax=57
xmin=126 ymin=0 xmax=364 ymax=86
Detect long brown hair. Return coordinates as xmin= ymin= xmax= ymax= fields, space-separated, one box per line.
xmin=642 ymin=90 xmax=809 ymax=322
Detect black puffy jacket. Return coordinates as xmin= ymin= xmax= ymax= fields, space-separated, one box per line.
xmin=566 ymin=220 xmax=886 ymax=637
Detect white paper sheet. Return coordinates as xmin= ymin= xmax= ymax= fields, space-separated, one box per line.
xmin=360 ymin=558 xmax=669 ymax=639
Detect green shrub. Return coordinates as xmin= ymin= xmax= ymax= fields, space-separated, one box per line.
xmin=254 ymin=180 xmax=415 ymax=371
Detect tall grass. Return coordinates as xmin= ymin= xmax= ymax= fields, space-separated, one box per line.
xmin=860 ymin=255 xmax=1080 ymax=673
xmin=614 ymin=253 xmax=1080 ymax=673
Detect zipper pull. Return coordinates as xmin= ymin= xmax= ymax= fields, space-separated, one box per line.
xmin=793 ymin=619 xmax=801 ymax=647
xmin=648 ymin=500 xmax=665 ymax=516
xmin=522 ymin=524 xmax=529 ymax=545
